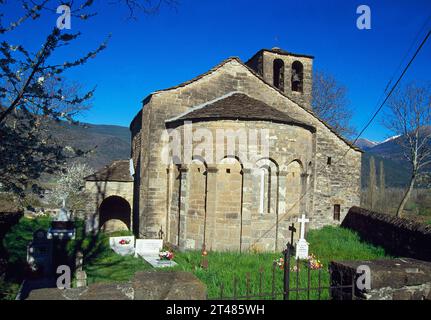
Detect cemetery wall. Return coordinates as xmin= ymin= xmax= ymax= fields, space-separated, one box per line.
xmin=330 ymin=258 xmax=431 ymax=300
xmin=342 ymin=206 xmax=431 ymax=261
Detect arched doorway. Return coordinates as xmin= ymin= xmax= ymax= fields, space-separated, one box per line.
xmin=99 ymin=196 xmax=131 ymax=232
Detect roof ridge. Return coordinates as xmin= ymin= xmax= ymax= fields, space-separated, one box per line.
xmin=165 ymin=91 xmax=245 ymax=123
xmin=132 ymin=54 xmax=361 ymax=152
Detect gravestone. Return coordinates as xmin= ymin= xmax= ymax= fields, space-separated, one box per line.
xmin=135 ymin=239 xmax=177 ymax=268
xmin=134 ymin=239 xmax=163 ymax=258
xmin=295 ymin=214 xmax=309 ymax=260
xmin=109 ymin=236 xmax=135 ymax=256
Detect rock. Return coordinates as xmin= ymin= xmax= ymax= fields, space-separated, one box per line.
xmin=330 ymin=258 xmax=431 ymax=300
xmin=132 ymin=271 xmax=207 ymax=300
xmin=25 ymin=271 xmax=206 ymax=300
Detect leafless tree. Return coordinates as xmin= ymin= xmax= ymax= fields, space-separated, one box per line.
xmin=312 ymin=70 xmax=356 ymax=138
xmin=383 ymin=82 xmax=431 ymax=217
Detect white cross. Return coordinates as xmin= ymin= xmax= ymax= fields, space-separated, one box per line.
xmin=297 ymin=214 xmax=309 ymax=240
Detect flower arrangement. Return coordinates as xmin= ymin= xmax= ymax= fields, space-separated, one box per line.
xmin=273 ymin=253 xmax=323 ymax=271
xmin=307 ymin=253 xmax=323 ymax=270
xmin=274 ymin=257 xmax=284 ymax=269
xmin=118 ymin=239 xmax=131 ymax=245
xmin=159 ymin=250 xmax=174 ymax=261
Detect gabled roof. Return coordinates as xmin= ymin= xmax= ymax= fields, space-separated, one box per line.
xmin=85 ymin=160 xmax=133 ymax=182
xmin=166 ymin=92 xmax=315 ymax=132
xmin=132 ymin=52 xmax=361 ymax=152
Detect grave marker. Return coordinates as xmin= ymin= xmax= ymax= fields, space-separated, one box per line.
xmin=295 ymin=214 xmax=310 ymax=260
xmin=109 ymin=236 xmax=135 ymax=256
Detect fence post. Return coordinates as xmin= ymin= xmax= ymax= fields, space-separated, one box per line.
xmin=283 ymin=244 xmax=291 ymax=300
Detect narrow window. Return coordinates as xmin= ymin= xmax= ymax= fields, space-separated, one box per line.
xmin=273 ymin=59 xmax=285 ymax=91
xmin=291 ymin=61 xmax=304 ymax=92
xmin=226 ymin=168 xmax=230 ymax=174
xmin=334 ymin=204 xmax=341 ymax=221
xmin=327 ymin=157 xmax=332 ymax=165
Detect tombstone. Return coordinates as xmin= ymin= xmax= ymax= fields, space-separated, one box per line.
xmin=135 ymin=239 xmax=177 ymax=268
xmin=109 ymin=236 xmax=135 ymax=256
xmin=295 ymin=214 xmax=310 ymax=260
xmin=134 ymin=239 xmax=163 ymax=257
xmin=27 ymin=229 xmax=53 ymax=277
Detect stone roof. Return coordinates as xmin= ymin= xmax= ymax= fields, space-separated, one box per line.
xmin=85 ymin=160 xmax=133 ymax=182
xmin=166 ymin=92 xmax=315 ymax=131
xmin=245 ymin=48 xmax=315 ymax=64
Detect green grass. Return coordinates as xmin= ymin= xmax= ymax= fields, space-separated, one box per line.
xmin=2 ymin=218 xmax=389 ymax=300
xmin=83 ymin=226 xmax=388 ymax=300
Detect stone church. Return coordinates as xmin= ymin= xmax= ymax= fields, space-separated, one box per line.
xmin=87 ymin=48 xmax=362 ymax=252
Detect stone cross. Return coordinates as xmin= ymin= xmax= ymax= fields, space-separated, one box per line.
xmin=298 ymin=214 xmax=309 ymax=240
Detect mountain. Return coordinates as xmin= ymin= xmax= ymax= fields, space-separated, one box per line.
xmin=356 ymin=138 xmax=377 ymax=151
xmin=359 ymin=127 xmax=431 ymax=188
xmin=49 ymin=121 xmax=131 ymax=170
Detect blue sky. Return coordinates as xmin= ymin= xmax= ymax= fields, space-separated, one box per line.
xmin=5 ymin=0 xmax=431 ymax=142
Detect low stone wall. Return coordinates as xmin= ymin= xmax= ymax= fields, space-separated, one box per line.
xmin=25 ymin=271 xmax=207 ymax=300
xmin=341 ymin=206 xmax=431 ymax=261
xmin=330 ymin=258 xmax=431 ymax=300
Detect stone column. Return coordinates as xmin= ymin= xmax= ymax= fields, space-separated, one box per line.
xmin=240 ymin=168 xmax=254 ymax=252
xmin=277 ymin=171 xmax=288 ymax=250
xmin=300 ymin=173 xmax=309 ymax=215
xmin=178 ymin=165 xmax=189 ymax=249
xmin=204 ymin=166 xmax=218 ymax=250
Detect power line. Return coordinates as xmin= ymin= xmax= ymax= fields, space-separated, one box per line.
xmin=336 ymin=28 xmax=431 ymax=164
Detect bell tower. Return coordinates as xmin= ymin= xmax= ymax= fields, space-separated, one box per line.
xmin=245 ymin=47 xmax=314 ymax=110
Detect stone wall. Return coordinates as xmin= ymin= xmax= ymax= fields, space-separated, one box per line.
xmin=342 ymin=206 xmax=431 ymax=261
xmin=84 ymin=181 xmax=133 ymax=232
xmin=131 ymin=58 xmax=361 ymax=247
xmin=330 ymin=258 xmax=431 ymax=300
xmin=165 ymin=120 xmax=314 ymax=252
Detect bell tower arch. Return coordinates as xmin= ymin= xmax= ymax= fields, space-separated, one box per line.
xmin=245 ymin=47 xmax=314 ymax=110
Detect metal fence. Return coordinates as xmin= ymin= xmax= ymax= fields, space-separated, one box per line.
xmin=214 ymin=244 xmax=355 ymax=300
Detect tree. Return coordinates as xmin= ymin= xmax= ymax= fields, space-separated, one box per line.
xmin=379 ymin=160 xmax=386 ymax=211
xmin=0 ymin=0 xmax=176 ymax=197
xmin=312 ymin=70 xmax=356 ymax=138
xmin=367 ymin=156 xmax=377 ymax=210
xmin=50 ymin=163 xmax=93 ymax=212
xmin=383 ymin=82 xmax=431 ymax=217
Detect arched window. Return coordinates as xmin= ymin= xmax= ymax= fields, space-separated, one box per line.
xmin=256 ymin=159 xmax=278 ymax=215
xmin=291 ymin=61 xmax=304 ymax=92
xmin=273 ymin=59 xmax=285 ymax=90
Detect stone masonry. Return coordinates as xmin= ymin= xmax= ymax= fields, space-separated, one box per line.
xmin=128 ymin=47 xmax=362 ymax=252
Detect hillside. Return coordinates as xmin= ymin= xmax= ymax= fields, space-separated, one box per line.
xmin=49 ymin=121 xmax=131 ymax=171
xmin=359 ymin=127 xmax=431 ymax=188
